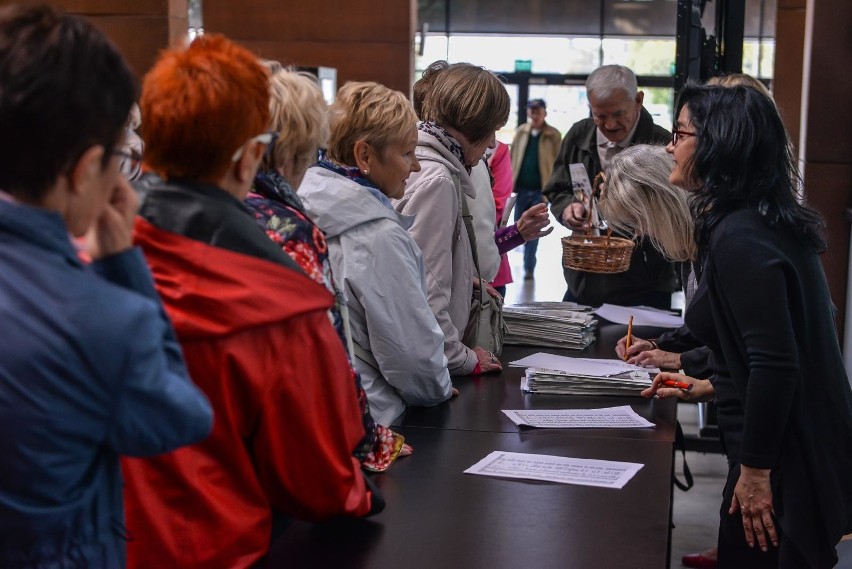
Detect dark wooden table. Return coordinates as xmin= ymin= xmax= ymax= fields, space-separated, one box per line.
xmin=395 ymin=342 xmax=678 ymax=443
xmin=269 ymin=322 xmax=678 ymax=569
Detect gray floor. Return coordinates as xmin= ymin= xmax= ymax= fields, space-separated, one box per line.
xmin=502 ymin=220 xmax=852 ymax=567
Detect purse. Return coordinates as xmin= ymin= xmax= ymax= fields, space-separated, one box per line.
xmin=463 ymin=277 xmax=507 ymax=354
xmin=459 ymin=185 xmax=508 ymax=355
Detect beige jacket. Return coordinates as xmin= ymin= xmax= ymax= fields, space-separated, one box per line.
xmin=393 ymin=130 xmax=478 ymax=375
xmin=510 ymin=122 xmax=562 ymax=189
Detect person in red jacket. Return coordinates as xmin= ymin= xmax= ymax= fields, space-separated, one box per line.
xmin=122 ymin=34 xmax=382 ymax=569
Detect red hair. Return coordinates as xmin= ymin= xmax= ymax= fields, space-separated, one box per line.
xmin=140 ymin=34 xmax=269 ymax=183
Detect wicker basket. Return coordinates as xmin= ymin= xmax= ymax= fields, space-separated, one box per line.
xmin=561 ymin=233 xmax=634 ymax=274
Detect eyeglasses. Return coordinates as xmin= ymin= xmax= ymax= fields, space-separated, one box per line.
xmin=112 ymin=148 xmax=143 ymax=179
xmin=671 ymin=129 xmax=696 ymax=146
xmin=231 ymin=131 xmax=279 ymax=162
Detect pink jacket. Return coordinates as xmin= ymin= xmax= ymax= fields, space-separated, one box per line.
xmin=489 ymin=142 xmax=514 ymax=288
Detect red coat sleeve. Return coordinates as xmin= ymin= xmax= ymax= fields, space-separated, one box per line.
xmin=245 ymin=310 xmax=373 ymax=520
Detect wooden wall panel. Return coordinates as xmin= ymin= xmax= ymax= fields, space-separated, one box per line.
xmin=796 ymin=0 xmax=852 ymax=333
xmin=203 ymin=0 xmax=415 ymax=95
xmin=800 ymin=0 xmax=852 ymax=164
xmin=0 ymin=0 xmax=187 ymax=78
xmin=772 ymin=6 xmax=806 ymax=155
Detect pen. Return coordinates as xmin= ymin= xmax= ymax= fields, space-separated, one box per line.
xmin=624 ymin=315 xmax=633 ymax=361
xmin=662 ymin=379 xmax=693 ymax=391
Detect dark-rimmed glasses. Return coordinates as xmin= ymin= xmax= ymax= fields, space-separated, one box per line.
xmin=671 ymin=129 xmax=696 ymax=146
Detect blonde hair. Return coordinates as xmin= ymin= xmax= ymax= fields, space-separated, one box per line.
xmin=326 ymin=81 xmax=417 ymax=166
xmin=599 ymin=144 xmax=696 ymax=261
xmin=264 ymin=68 xmax=329 ymax=180
xmin=707 ymin=73 xmax=772 ymax=100
xmin=421 ymin=63 xmax=509 ymax=145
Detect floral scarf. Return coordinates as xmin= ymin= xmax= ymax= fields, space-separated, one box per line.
xmin=418 ymin=121 xmax=471 ymax=174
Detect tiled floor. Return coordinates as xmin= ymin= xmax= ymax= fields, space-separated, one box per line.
xmin=502 ymin=215 xmax=852 ymax=567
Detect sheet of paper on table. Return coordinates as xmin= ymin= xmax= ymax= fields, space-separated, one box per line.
xmin=502 ymin=406 xmax=655 ymax=429
xmin=593 ymin=303 xmax=684 ymax=328
xmin=509 ymin=352 xmax=658 ymax=376
xmin=464 ymin=450 xmax=644 ymax=489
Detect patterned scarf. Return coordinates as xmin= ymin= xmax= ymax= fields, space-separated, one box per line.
xmin=418 ymin=121 xmax=470 ymax=174
xmin=316 ymin=160 xmax=392 ymax=208
xmin=252 ymin=169 xmax=304 ymax=213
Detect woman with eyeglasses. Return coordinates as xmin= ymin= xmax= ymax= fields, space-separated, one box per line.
xmin=299 ymin=81 xmax=454 ymax=428
xmin=123 ymin=35 xmax=383 ymax=569
xmin=641 ymin=83 xmax=852 ymax=568
xmin=243 ymin=67 xmax=410 ymax=470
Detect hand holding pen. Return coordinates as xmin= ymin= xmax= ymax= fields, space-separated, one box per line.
xmin=640 ymin=371 xmax=715 ymax=402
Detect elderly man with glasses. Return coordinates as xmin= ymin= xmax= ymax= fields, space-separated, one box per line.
xmin=544 ymin=64 xmax=677 ymax=310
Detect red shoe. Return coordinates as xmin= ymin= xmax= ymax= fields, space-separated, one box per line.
xmin=681 ymin=552 xmax=717 ymax=569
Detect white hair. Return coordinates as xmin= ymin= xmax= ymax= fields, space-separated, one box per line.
xmin=586 ymin=65 xmax=638 ymax=101
xmin=598 ymin=144 xmax=696 ymax=261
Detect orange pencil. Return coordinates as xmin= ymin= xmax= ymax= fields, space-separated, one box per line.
xmin=624 ymin=315 xmax=633 ymax=361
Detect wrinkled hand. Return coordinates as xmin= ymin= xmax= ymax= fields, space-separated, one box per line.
xmin=517 ymin=203 xmax=554 ymax=241
xmin=483 ymin=282 xmax=502 ymax=300
xmin=473 ymin=346 xmax=502 ymax=374
xmin=560 ymin=202 xmax=588 ymax=231
xmin=633 ymin=349 xmax=681 ymax=370
xmin=730 ymin=466 xmax=777 ymax=552
xmin=85 ymin=177 xmax=139 ymax=259
xmin=615 ymin=335 xmax=653 ymax=360
xmin=640 ymin=371 xmax=714 ymax=402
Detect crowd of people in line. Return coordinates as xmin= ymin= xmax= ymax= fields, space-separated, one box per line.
xmin=1 ymin=4 xmax=851 ymax=569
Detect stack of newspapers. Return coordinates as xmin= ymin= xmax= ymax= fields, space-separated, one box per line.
xmin=510 ymin=353 xmax=656 ymax=397
xmin=520 ymin=367 xmax=653 ymax=397
xmin=503 ymin=302 xmax=597 ymax=350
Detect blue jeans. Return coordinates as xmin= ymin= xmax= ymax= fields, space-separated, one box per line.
xmin=514 ymin=189 xmax=543 ymax=273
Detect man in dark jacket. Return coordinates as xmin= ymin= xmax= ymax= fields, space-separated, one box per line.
xmin=544 ymin=64 xmax=677 ymax=308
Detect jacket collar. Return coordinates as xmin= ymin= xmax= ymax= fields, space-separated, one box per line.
xmin=0 ymin=199 xmax=83 ymax=268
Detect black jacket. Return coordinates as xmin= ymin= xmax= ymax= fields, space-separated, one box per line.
xmin=687 ymin=208 xmax=852 ymax=566
xmin=543 ymin=107 xmax=677 ymax=306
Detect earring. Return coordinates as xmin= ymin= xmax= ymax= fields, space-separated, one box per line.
xmin=363 ymin=169 xmax=370 ymax=175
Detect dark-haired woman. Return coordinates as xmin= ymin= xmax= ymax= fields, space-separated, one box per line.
xmin=643 ymin=84 xmax=852 ymax=568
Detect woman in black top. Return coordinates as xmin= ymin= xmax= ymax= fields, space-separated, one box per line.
xmin=644 ymin=84 xmax=852 ymax=568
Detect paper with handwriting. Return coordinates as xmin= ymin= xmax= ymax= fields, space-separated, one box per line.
xmin=464 ymin=451 xmax=643 ymax=489
xmin=502 ymin=406 xmax=654 ymax=429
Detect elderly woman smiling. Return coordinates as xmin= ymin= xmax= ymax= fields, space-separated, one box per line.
xmin=299 ymin=81 xmax=454 ymax=427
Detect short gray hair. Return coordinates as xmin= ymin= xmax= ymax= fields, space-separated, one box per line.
xmin=598 ymin=144 xmax=695 ymax=261
xmin=586 ymin=64 xmax=638 ymax=101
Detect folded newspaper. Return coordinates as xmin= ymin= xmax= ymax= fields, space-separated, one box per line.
xmin=503 ymin=302 xmax=597 ymax=350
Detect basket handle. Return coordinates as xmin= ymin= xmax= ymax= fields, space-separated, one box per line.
xmin=584 ymin=196 xmax=594 ymax=236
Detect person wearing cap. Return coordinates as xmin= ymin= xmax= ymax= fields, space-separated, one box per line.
xmin=509 ymin=98 xmax=562 ymax=280
xmin=543 ymin=64 xmax=677 ymax=309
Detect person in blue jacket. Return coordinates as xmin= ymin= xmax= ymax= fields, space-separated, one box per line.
xmin=0 ymin=4 xmax=214 ymax=567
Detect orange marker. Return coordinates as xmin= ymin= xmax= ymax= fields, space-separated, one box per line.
xmin=662 ymin=379 xmax=692 ymax=391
